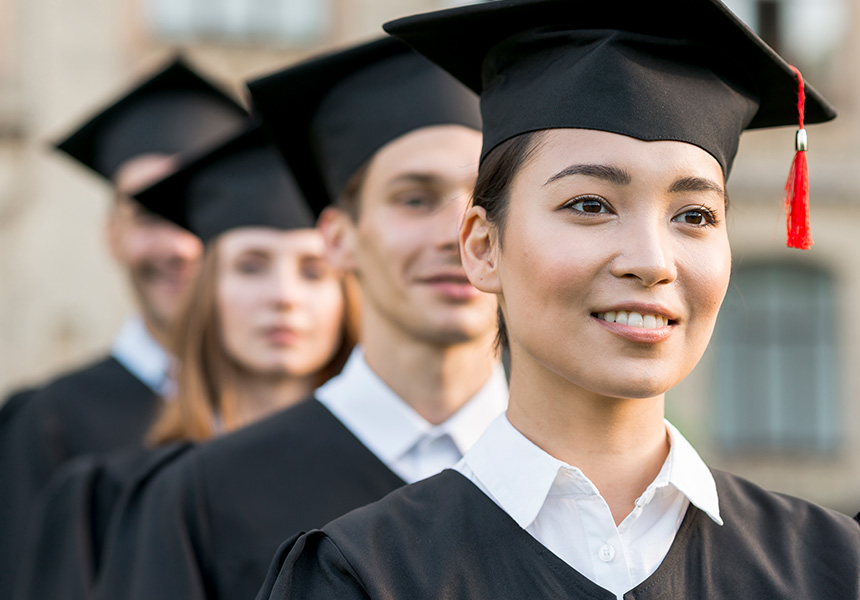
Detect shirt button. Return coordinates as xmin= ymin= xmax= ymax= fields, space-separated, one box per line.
xmin=598 ymin=543 xmax=616 ymax=562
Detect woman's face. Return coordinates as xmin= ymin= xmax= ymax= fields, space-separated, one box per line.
xmin=216 ymin=227 xmax=345 ymax=379
xmin=484 ymin=129 xmax=731 ymax=399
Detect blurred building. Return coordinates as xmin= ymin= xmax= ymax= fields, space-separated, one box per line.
xmin=0 ymin=0 xmax=858 ymax=513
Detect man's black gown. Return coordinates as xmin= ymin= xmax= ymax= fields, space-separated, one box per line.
xmin=12 ymin=442 xmax=192 ymax=600
xmin=0 ymin=356 xmax=159 ymax=599
xmin=258 ymin=469 xmax=860 ymax=600
xmin=92 ymin=399 xmax=406 ymax=600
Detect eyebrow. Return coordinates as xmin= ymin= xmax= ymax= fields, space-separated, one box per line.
xmin=388 ymin=173 xmax=443 ymax=187
xmin=544 ymin=164 xmax=631 ymax=186
xmin=545 ymin=163 xmax=726 ymax=199
xmin=668 ymin=176 xmax=726 ymax=199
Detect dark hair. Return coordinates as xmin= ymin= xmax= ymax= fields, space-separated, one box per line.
xmin=472 ymin=131 xmax=544 ymax=350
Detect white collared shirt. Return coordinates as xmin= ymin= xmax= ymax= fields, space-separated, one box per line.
xmin=455 ymin=415 xmax=722 ymax=599
xmin=316 ymin=347 xmax=508 ymax=484
xmin=110 ymin=316 xmax=172 ymax=396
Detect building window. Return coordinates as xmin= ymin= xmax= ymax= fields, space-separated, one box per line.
xmin=721 ymin=0 xmax=847 ymax=67
xmin=712 ymin=262 xmax=839 ymax=453
xmin=147 ymin=0 xmax=329 ymax=45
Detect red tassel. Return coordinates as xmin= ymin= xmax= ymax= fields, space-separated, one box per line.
xmin=784 ymin=65 xmax=812 ymax=250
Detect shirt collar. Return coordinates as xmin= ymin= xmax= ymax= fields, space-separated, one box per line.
xmin=462 ymin=415 xmax=722 ymax=530
xmin=662 ymin=420 xmax=723 ymax=525
xmin=315 ymin=347 xmax=508 ymax=465
xmin=110 ymin=316 xmax=171 ymax=395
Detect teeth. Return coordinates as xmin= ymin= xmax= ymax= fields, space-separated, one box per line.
xmin=598 ymin=311 xmax=670 ymax=329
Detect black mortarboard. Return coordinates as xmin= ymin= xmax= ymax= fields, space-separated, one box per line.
xmin=55 ymin=57 xmax=248 ymax=181
xmin=384 ymin=0 xmax=835 ymax=175
xmin=246 ymin=37 xmax=482 ymax=217
xmin=133 ymin=123 xmax=314 ymax=244
xmin=385 ymin=0 xmax=836 ymax=249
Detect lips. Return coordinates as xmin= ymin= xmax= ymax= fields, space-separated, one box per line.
xmin=414 ymin=267 xmax=481 ymax=301
xmin=418 ymin=271 xmax=472 ymax=285
xmin=596 ymin=311 xmax=671 ymax=329
xmin=262 ymin=326 xmax=302 ymax=345
xmin=590 ymin=304 xmax=678 ymax=343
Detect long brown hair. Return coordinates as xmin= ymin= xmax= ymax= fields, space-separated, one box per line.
xmin=147 ymin=238 xmax=359 ymax=446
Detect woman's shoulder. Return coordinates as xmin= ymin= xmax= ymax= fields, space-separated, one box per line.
xmin=260 ymin=471 xmax=585 ymax=600
xmin=711 ymin=469 xmax=860 ymax=548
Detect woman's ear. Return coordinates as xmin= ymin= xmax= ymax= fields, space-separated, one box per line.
xmin=318 ymin=206 xmax=358 ymax=272
xmin=460 ymin=205 xmax=501 ymax=294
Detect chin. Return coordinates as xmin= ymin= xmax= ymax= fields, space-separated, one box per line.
xmin=577 ymin=364 xmax=685 ymax=400
xmin=594 ymin=381 xmax=673 ymax=401
xmin=535 ymin=352 xmax=682 ymax=400
xmin=419 ymin=323 xmax=492 ymax=346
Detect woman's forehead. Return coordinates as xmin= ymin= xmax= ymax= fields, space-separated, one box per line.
xmin=525 ymin=129 xmax=724 ymax=184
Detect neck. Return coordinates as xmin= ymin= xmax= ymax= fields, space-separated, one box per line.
xmin=506 ymin=352 xmax=669 ymax=526
xmin=234 ymin=372 xmax=316 ymax=427
xmin=141 ymin=313 xmax=173 ymax=354
xmin=361 ymin=310 xmax=498 ymax=426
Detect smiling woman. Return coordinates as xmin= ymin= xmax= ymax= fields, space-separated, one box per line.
xmin=254 ymin=0 xmax=860 ymax=598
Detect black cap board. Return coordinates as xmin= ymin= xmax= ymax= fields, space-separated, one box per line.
xmin=55 ymin=57 xmax=248 ymax=181
xmin=384 ymin=0 xmax=836 ymax=176
xmin=133 ymin=122 xmax=314 ymax=244
xmin=246 ymin=37 xmax=482 ymax=217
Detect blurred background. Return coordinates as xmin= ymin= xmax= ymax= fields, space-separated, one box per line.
xmin=0 ymin=0 xmax=858 ymax=513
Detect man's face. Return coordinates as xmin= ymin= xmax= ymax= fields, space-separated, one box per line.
xmin=107 ymin=155 xmax=203 ymax=336
xmin=324 ymin=125 xmax=497 ymax=347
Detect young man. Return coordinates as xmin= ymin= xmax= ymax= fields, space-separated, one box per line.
xmin=0 ymin=58 xmax=247 ymax=598
xmin=92 ymin=38 xmax=506 ymax=600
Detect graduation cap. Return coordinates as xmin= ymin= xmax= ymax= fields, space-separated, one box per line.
xmin=384 ymin=0 xmax=837 ymax=249
xmin=246 ymin=37 xmax=481 ymax=217
xmin=55 ymin=57 xmax=248 ymax=181
xmin=133 ymin=122 xmax=314 ymax=244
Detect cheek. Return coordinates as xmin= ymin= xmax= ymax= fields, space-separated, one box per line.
xmin=500 ymin=222 xmax=601 ymax=318
xmin=216 ymin=278 xmax=257 ymax=344
xmin=682 ymin=238 xmax=732 ymax=324
xmin=313 ymin=282 xmax=345 ymax=321
xmin=357 ymin=214 xmax=418 ymax=276
xmin=307 ymin=283 xmax=346 ymax=342
xmin=116 ymin=230 xmax=155 ymax=264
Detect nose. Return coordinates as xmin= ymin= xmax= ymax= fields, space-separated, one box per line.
xmin=270 ymin=264 xmax=303 ymax=310
xmin=609 ymin=221 xmax=677 ymax=287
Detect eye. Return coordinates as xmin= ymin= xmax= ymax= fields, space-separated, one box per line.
xmin=672 ymin=206 xmax=719 ymax=227
xmin=236 ymin=257 xmax=268 ymax=275
xmin=300 ymin=259 xmax=330 ymax=281
xmin=563 ymin=195 xmax=611 ymax=214
xmin=394 ymin=189 xmax=440 ymax=210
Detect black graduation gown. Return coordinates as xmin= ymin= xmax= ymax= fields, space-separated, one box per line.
xmin=92 ymin=398 xmax=406 ymax=600
xmin=0 ymin=356 xmax=159 ymax=599
xmin=0 ymin=387 xmax=36 ymax=427
xmin=258 ymin=469 xmax=860 ymax=600
xmin=12 ymin=442 xmax=192 ymax=600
